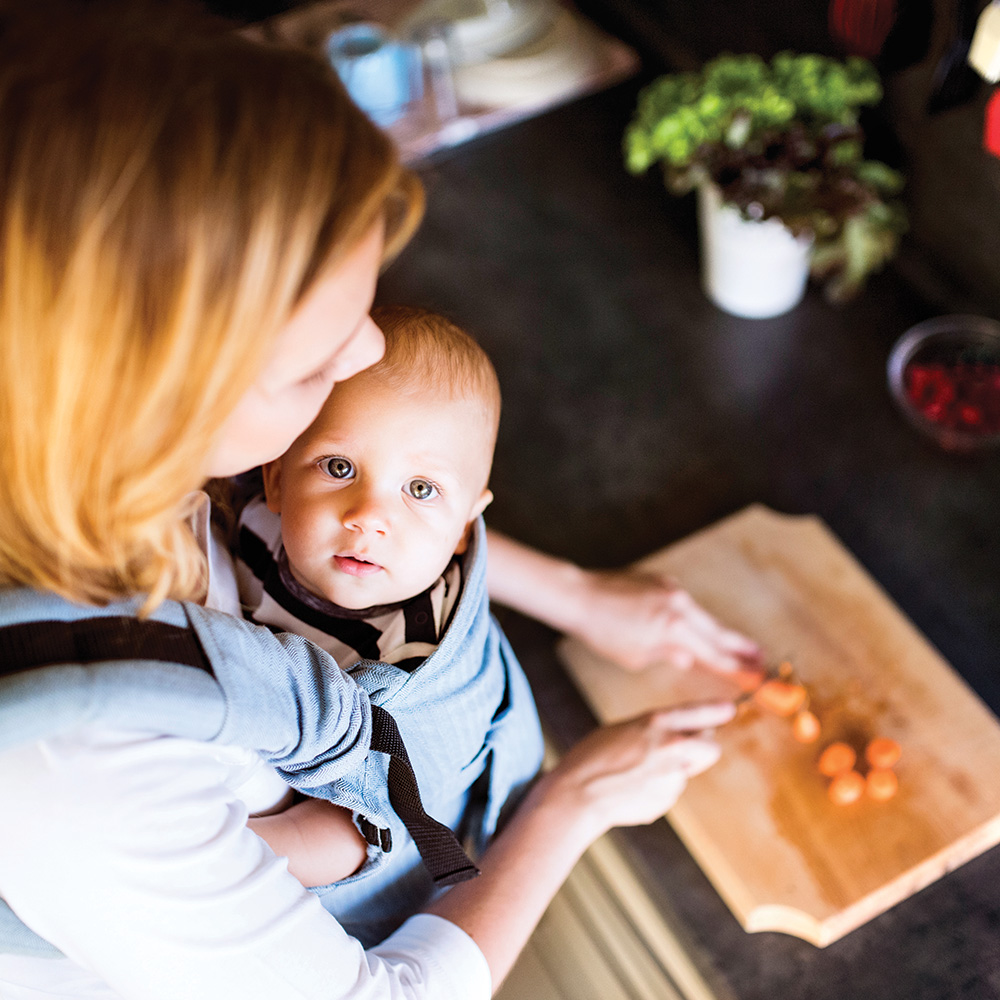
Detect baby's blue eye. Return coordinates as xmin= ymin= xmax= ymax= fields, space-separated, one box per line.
xmin=321 ymin=457 xmax=354 ymax=479
xmin=406 ymin=479 xmax=437 ymax=500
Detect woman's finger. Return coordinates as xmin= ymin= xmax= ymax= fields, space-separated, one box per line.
xmin=649 ymin=592 xmax=763 ymax=674
xmin=653 ymin=735 xmax=723 ymax=776
xmin=661 ymin=620 xmax=726 ymax=665
xmin=653 ymin=627 xmax=740 ymax=674
xmin=653 ymin=700 xmax=737 ymax=733
xmin=713 ymin=625 xmax=763 ymax=656
xmin=662 ymin=646 xmax=696 ymax=670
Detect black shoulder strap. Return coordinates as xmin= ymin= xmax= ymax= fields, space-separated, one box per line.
xmin=369 ymin=704 xmax=479 ymax=886
xmin=0 ymin=617 xmax=479 ymax=886
xmin=0 ymin=616 xmax=210 ymax=677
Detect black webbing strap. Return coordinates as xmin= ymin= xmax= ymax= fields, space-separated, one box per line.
xmin=0 ymin=617 xmax=480 ymax=886
xmin=357 ymin=816 xmax=393 ymax=853
xmin=0 ymin=616 xmax=210 ymax=677
xmin=369 ymin=703 xmax=480 ymax=886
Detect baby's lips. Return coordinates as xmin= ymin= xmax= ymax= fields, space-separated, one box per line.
xmin=333 ymin=554 xmax=384 ymax=576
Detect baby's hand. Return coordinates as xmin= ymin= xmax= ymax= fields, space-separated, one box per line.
xmin=571 ymin=568 xmax=763 ymax=675
xmin=249 ymin=799 xmax=368 ymax=888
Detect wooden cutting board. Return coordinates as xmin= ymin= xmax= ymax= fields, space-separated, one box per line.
xmin=558 ymin=504 xmax=1000 ymax=947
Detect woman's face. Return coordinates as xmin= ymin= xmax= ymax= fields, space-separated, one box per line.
xmin=204 ymin=224 xmax=387 ymax=479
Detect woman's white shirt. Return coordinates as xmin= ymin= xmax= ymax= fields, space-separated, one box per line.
xmin=0 ymin=724 xmax=491 ymax=1000
xmin=0 ymin=493 xmax=490 ymax=998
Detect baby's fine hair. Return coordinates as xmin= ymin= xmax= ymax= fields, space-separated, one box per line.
xmin=369 ymin=306 xmax=502 ymax=445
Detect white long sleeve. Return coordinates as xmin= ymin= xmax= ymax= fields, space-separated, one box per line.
xmin=0 ymin=726 xmax=491 ymax=1000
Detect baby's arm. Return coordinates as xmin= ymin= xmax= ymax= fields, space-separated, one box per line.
xmin=248 ymin=799 xmax=368 ymax=888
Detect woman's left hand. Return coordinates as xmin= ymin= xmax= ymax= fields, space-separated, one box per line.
xmin=485 ymin=529 xmax=764 ymax=678
xmin=568 ymin=567 xmax=763 ymax=676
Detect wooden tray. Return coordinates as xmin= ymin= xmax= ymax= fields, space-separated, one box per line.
xmin=558 ymin=504 xmax=1000 ymax=947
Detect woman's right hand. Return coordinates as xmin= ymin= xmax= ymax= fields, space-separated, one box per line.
xmin=540 ymin=701 xmax=736 ymax=842
xmin=427 ymin=700 xmax=736 ymax=988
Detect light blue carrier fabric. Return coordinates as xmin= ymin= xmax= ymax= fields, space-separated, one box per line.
xmin=248 ymin=517 xmax=545 ymax=946
xmin=0 ymin=518 xmax=543 ymax=953
xmin=0 ymin=588 xmax=375 ymax=958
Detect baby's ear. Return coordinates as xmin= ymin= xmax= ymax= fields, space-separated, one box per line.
xmin=454 ymin=489 xmax=493 ymax=555
xmin=261 ymin=459 xmax=284 ymax=514
xmin=471 ymin=488 xmax=493 ymax=521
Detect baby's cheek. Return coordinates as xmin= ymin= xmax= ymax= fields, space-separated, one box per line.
xmin=281 ymin=505 xmax=328 ymax=561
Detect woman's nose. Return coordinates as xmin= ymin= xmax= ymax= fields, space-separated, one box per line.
xmin=330 ymin=316 xmax=385 ymax=384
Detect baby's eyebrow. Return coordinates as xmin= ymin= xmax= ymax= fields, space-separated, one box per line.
xmin=301 ymin=441 xmax=349 ymax=461
xmin=413 ymin=465 xmax=464 ymax=487
xmin=301 ymin=430 xmax=350 ymax=449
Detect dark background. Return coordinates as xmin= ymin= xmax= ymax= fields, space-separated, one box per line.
xmin=207 ymin=0 xmax=1000 ymax=316
xmin=206 ymin=2 xmax=1000 ymax=995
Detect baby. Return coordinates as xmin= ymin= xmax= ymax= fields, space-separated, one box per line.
xmin=236 ymin=306 xmax=544 ymax=945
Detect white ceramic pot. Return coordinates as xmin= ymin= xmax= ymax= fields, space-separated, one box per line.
xmin=697 ymin=183 xmax=813 ymax=319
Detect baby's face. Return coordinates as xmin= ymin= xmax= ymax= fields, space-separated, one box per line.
xmin=263 ymin=372 xmax=494 ymax=610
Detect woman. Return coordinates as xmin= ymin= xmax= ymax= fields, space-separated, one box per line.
xmin=0 ymin=4 xmax=744 ymax=998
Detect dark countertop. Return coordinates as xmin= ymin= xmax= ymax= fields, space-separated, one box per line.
xmin=375 ymin=77 xmax=1000 ymax=1000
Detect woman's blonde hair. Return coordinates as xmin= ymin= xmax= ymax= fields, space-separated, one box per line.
xmin=0 ymin=1 xmax=423 ymax=608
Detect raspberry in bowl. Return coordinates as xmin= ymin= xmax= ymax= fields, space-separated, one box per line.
xmin=887 ymin=315 xmax=1000 ymax=452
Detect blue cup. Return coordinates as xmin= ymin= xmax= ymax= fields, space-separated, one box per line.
xmin=327 ymin=23 xmax=423 ymax=127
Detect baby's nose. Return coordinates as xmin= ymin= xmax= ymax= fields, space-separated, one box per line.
xmin=342 ymin=492 xmax=389 ymax=535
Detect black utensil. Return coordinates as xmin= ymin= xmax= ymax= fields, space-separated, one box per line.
xmin=927 ymin=0 xmax=983 ymax=114
xmin=880 ymin=0 xmax=934 ymax=70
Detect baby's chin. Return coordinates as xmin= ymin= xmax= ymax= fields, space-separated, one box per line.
xmin=331 ymin=591 xmax=407 ymax=611
xmin=302 ymin=556 xmax=459 ymax=612
xmin=319 ymin=576 xmax=441 ymax=612
xmin=289 ymin=565 xmax=402 ymax=611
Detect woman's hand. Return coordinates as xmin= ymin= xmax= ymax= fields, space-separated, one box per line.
xmin=485 ymin=530 xmax=763 ymax=678
xmin=427 ymin=701 xmax=735 ymax=984
xmin=540 ymin=701 xmax=737 ymax=842
xmin=567 ymin=568 xmax=763 ymax=675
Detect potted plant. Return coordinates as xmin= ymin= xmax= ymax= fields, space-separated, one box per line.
xmin=623 ymin=52 xmax=907 ymax=318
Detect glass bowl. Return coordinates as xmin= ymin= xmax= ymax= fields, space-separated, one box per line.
xmin=887 ymin=314 xmax=1000 ymax=453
